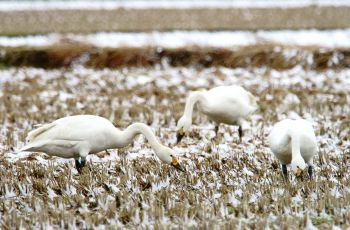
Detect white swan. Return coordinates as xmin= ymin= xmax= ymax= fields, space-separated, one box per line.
xmin=268 ymin=118 xmax=317 ymax=179
xmin=20 ymin=115 xmax=184 ymax=172
xmin=176 ymin=85 xmax=258 ymax=142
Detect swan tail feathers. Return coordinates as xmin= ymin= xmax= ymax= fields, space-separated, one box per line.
xmin=19 ymin=139 xmax=49 ymax=153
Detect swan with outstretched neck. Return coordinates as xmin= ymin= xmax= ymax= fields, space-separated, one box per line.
xmin=176 ymin=85 xmax=258 ymax=143
xmin=20 ymin=115 xmax=184 ymax=172
xmin=268 ymin=118 xmax=317 ymax=180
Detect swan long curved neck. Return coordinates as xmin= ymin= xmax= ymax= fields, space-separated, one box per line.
xmin=183 ymin=91 xmax=206 ymax=120
xmin=121 ymin=123 xmax=163 ymax=152
xmin=290 ymin=131 xmax=302 ymax=161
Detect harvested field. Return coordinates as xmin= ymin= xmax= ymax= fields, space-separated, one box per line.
xmin=1 ymin=44 xmax=350 ymax=70
xmin=0 ymin=63 xmax=349 ymax=229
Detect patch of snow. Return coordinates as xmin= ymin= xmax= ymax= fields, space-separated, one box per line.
xmin=1 ymin=1 xmax=350 ymax=11
xmin=1 ymin=29 xmax=350 ymax=48
xmin=152 ymin=177 xmax=170 ymax=192
xmin=291 ymin=193 xmax=303 ymax=204
xmin=305 ymin=213 xmax=318 ymax=230
xmin=249 ymin=191 xmax=261 ymax=203
xmin=0 ymin=34 xmax=58 ymax=47
xmin=330 ymin=187 xmax=342 ymax=198
xmin=243 ymin=166 xmax=254 ymax=176
xmin=4 ymin=184 xmax=17 ymax=198
xmin=228 ymin=192 xmax=240 ymax=207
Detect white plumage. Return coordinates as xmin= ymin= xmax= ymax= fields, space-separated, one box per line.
xmin=21 ymin=115 xmax=183 ymax=172
xmin=268 ymin=118 xmax=317 ymax=179
xmin=176 ymin=85 xmax=258 ymax=142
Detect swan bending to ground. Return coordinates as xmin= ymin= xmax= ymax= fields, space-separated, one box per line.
xmin=20 ymin=115 xmax=184 ymax=172
xmin=268 ymin=119 xmax=317 ymax=179
xmin=176 ymin=85 xmax=258 ymax=143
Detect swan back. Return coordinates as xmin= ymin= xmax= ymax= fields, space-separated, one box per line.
xmin=21 ymin=115 xmax=184 ymax=170
xmin=31 ymin=115 xmax=117 ymax=142
xmin=22 ymin=115 xmax=120 ymax=156
xmin=200 ymin=85 xmax=258 ymax=123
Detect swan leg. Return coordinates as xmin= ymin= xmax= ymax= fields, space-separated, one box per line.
xmin=75 ymin=157 xmax=86 ymax=173
xmin=238 ymin=125 xmax=243 ymax=142
xmin=80 ymin=157 xmax=86 ymax=168
xmin=214 ymin=125 xmax=219 ymax=135
xmin=212 ymin=124 xmax=221 ymax=142
xmin=75 ymin=159 xmax=82 ymax=173
xmin=282 ymin=164 xmax=288 ymax=181
xmin=308 ymin=165 xmax=313 ymax=179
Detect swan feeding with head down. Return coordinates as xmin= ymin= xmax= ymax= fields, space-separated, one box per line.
xmin=20 ymin=115 xmax=184 ymax=173
xmin=268 ymin=118 xmax=317 ymax=179
xmin=176 ymin=85 xmax=258 ymax=143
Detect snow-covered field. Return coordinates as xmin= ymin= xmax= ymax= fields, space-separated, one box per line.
xmin=0 ymin=63 xmax=349 ymax=228
xmin=1 ymin=0 xmax=349 ymax=11
xmin=1 ymin=30 xmax=350 ymax=48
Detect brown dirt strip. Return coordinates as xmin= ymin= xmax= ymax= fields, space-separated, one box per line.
xmin=1 ymin=43 xmax=350 ymax=70
xmin=0 ymin=44 xmax=350 ymax=70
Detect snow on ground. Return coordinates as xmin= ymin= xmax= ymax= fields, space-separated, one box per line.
xmin=1 ymin=65 xmax=349 ymax=162
xmin=0 ymin=1 xmax=350 ymax=11
xmin=0 ymin=64 xmax=349 ymax=228
xmin=1 ymin=29 xmax=350 ymax=48
xmin=0 ymin=34 xmax=59 ymax=47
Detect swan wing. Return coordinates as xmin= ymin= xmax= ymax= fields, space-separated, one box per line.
xmin=202 ymin=86 xmax=256 ymax=121
xmin=22 ymin=115 xmax=116 ymax=155
xmin=206 ymin=85 xmax=254 ymax=106
xmin=26 ymin=123 xmax=56 ymax=142
xmin=19 ymin=139 xmax=84 ymax=158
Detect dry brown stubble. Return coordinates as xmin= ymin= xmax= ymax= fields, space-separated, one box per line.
xmin=0 ymin=63 xmax=349 ymax=229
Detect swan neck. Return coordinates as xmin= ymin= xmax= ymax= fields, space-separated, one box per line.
xmin=124 ymin=123 xmax=163 ymax=153
xmin=184 ymin=91 xmax=205 ymax=119
xmin=291 ymin=131 xmax=302 ymax=160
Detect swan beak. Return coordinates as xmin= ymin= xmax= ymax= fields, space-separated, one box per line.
xmin=176 ymin=128 xmax=185 ymax=143
xmin=295 ymin=168 xmax=303 ymax=177
xmin=171 ymin=157 xmax=185 ymax=172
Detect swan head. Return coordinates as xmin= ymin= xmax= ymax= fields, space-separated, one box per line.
xmin=291 ymin=157 xmax=307 ymax=177
xmin=176 ymin=116 xmax=191 ymax=143
xmin=156 ymin=146 xmax=185 ymax=172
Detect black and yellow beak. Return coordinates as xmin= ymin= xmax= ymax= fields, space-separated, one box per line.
xmin=171 ymin=156 xmax=185 ymax=172
xmin=295 ymin=167 xmax=303 ymax=177
xmin=176 ymin=128 xmax=185 ymax=143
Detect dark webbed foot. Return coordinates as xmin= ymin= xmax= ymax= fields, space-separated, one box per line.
xmin=238 ymin=125 xmax=243 ymax=142
xmin=75 ymin=157 xmax=86 ymax=173
xmin=282 ymin=164 xmax=289 ymax=181
xmin=308 ymin=165 xmax=313 ymax=180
